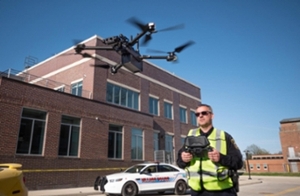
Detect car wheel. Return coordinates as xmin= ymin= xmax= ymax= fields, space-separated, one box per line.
xmin=174 ymin=180 xmax=187 ymax=195
xmin=121 ymin=181 xmax=138 ymax=196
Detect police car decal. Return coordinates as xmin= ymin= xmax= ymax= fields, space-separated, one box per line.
xmin=136 ymin=176 xmax=170 ymax=183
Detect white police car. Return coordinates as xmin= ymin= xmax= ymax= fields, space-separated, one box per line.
xmin=94 ymin=162 xmax=187 ymax=196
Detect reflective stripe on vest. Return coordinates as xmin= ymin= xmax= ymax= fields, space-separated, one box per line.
xmin=186 ymin=128 xmax=233 ymax=191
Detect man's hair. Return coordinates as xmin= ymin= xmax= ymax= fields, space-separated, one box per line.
xmin=197 ymin=103 xmax=213 ymax=113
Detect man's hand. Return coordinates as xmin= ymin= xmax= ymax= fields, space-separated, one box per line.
xmin=208 ymin=148 xmax=220 ymax=162
xmin=181 ymin=151 xmax=193 ymax=163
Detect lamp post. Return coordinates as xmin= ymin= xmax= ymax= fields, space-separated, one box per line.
xmin=244 ymin=150 xmax=252 ymax=180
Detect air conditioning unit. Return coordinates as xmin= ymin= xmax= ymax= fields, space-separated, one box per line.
xmin=154 ymin=150 xmax=173 ymax=164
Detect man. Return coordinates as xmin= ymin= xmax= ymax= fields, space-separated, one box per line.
xmin=177 ymin=104 xmax=243 ymax=196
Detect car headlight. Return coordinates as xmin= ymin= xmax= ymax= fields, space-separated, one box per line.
xmin=109 ymin=178 xmax=123 ymax=183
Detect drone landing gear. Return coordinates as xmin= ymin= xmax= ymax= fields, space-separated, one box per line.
xmin=110 ymin=64 xmax=122 ymax=74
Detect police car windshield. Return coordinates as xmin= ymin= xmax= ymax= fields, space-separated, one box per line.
xmin=124 ymin=165 xmax=146 ymax=173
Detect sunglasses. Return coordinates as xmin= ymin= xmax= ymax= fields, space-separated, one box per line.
xmin=195 ymin=111 xmax=212 ymax=117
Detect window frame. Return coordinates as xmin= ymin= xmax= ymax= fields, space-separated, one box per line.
xmin=190 ymin=110 xmax=197 ymax=126
xmin=108 ymin=124 xmax=123 ymax=159
xmin=179 ymin=105 xmax=187 ymax=123
xmin=106 ymin=82 xmax=140 ymax=110
xmin=131 ymin=128 xmax=144 ymax=160
xmin=58 ymin=115 xmax=81 ymax=157
xmin=163 ymin=100 xmax=173 ymax=119
xmin=71 ymin=79 xmax=83 ymax=97
xmin=149 ymin=95 xmax=159 ymax=116
xmin=16 ymin=108 xmax=47 ymax=155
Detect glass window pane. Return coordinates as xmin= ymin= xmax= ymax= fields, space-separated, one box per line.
xmin=116 ymin=133 xmax=122 ymax=158
xmin=59 ymin=116 xmax=80 ymax=157
xmin=121 ymin=88 xmax=127 ymax=106
xmin=62 ymin=115 xmax=80 ymax=125
xmin=108 ymin=125 xmax=123 ymax=159
xmin=30 ymin=120 xmax=45 ymax=154
xmin=16 ymin=119 xmax=32 ymax=154
xmin=106 ymin=82 xmax=139 ymax=110
xmin=128 ymin=91 xmax=133 ymax=108
xmin=69 ymin=126 xmax=79 ymax=156
xmin=108 ymin=132 xmax=115 ymax=158
xmin=133 ymin=92 xmax=139 ymax=110
xmin=164 ymin=102 xmax=172 ymax=119
xmin=106 ymin=83 xmax=113 ymax=102
xmin=22 ymin=108 xmax=46 ymax=119
xmin=114 ymin=86 xmax=120 ymax=104
xmin=153 ymin=132 xmax=159 ymax=151
xmin=17 ymin=109 xmax=46 ymax=155
xmin=131 ymin=128 xmax=143 ymax=160
xmin=58 ymin=125 xmax=70 ymax=156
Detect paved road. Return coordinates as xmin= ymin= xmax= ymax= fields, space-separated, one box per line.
xmin=29 ymin=176 xmax=300 ymax=196
xmin=238 ymin=176 xmax=300 ymax=196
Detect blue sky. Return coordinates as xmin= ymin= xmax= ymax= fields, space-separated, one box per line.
xmin=1 ymin=0 xmax=300 ymax=154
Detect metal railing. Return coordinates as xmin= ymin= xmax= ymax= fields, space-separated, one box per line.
xmin=1 ymin=69 xmax=92 ymax=99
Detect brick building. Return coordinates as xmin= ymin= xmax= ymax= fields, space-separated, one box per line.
xmin=0 ymin=35 xmax=201 ymax=190
xmin=279 ymin=118 xmax=300 ymax=172
xmin=245 ymin=118 xmax=300 ymax=173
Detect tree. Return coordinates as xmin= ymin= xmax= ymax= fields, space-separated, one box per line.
xmin=245 ymin=144 xmax=270 ymax=155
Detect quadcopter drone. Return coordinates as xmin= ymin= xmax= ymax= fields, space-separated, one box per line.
xmin=74 ymin=17 xmax=195 ymax=74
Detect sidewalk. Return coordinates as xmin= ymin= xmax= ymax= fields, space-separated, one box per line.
xmin=29 ymin=176 xmax=262 ymax=196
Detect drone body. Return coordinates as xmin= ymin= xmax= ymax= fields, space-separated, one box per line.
xmin=74 ymin=17 xmax=194 ymax=74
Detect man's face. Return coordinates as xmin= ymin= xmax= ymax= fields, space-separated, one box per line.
xmin=195 ymin=106 xmax=213 ymax=127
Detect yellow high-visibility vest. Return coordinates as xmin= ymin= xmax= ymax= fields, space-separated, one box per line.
xmin=186 ymin=128 xmax=233 ymax=191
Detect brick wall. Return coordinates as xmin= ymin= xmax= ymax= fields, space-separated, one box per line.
xmin=0 ymin=36 xmax=201 ymax=190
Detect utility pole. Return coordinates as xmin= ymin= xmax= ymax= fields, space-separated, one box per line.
xmin=244 ymin=150 xmax=252 ymax=180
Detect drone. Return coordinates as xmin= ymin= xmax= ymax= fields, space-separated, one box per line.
xmin=74 ymin=17 xmax=195 ymax=74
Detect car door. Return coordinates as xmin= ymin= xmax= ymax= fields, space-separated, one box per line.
xmin=156 ymin=164 xmax=180 ymax=189
xmin=137 ymin=165 xmax=158 ymax=191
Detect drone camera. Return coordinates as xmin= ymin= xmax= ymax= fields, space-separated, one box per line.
xmin=167 ymin=54 xmax=177 ymax=62
xmin=74 ymin=44 xmax=85 ymax=53
xmin=148 ymin=22 xmax=156 ymax=32
xmin=103 ymin=36 xmax=120 ymax=45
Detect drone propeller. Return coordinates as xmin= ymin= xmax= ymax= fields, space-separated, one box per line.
xmin=146 ymin=41 xmax=195 ymax=62
xmin=147 ymin=40 xmax=195 ymax=54
xmin=142 ymin=23 xmax=185 ymax=46
xmin=127 ymin=17 xmax=185 ymax=46
xmin=127 ymin=17 xmax=148 ymax=31
xmin=173 ymin=40 xmax=195 ymax=53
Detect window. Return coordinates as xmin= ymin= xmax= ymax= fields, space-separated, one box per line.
xmin=158 ymin=165 xmax=179 ymax=172
xmin=165 ymin=134 xmax=174 ymax=163
xmin=263 ymin=164 xmax=268 ymax=170
xmin=190 ymin=111 xmax=197 ymax=126
xmin=58 ymin=115 xmax=80 ymax=157
xmin=153 ymin=132 xmax=159 ymax=151
xmin=181 ymin=136 xmax=186 ymax=146
xmin=131 ymin=128 xmax=143 ymax=160
xmin=149 ymin=96 xmax=159 ymax=115
xmin=146 ymin=165 xmax=158 ymax=173
xmin=71 ymin=81 xmax=82 ymax=96
xmin=256 ymin=164 xmax=260 ymax=170
xmin=108 ymin=125 xmax=123 ymax=159
xmin=250 ymin=164 xmax=254 ymax=170
xmin=106 ymin=83 xmax=139 ymax=110
xmin=55 ymin=85 xmax=65 ymax=92
xmin=16 ymin=108 xmax=46 ymax=155
xmin=164 ymin=101 xmax=173 ymax=119
xmin=179 ymin=106 xmax=187 ymax=123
